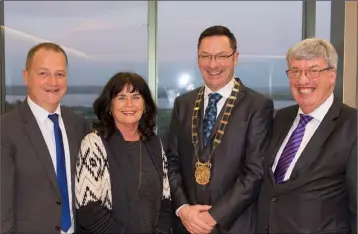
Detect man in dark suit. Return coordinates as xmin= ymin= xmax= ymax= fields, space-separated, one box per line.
xmin=1 ymin=42 xmax=88 ymax=233
xmin=257 ymin=38 xmax=357 ymax=234
xmin=166 ymin=25 xmax=274 ymax=234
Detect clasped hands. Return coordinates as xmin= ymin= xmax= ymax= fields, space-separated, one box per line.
xmin=178 ymin=205 xmax=217 ymax=234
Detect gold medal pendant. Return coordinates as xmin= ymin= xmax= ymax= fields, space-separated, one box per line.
xmin=195 ymin=162 xmax=211 ymax=185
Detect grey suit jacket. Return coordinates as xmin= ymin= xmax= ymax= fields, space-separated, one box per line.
xmin=257 ymin=97 xmax=357 ymax=234
xmin=1 ymin=100 xmax=88 ymax=234
xmin=167 ymin=78 xmax=274 ymax=233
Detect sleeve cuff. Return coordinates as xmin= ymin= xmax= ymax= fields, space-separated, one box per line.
xmin=175 ymin=204 xmax=189 ymax=216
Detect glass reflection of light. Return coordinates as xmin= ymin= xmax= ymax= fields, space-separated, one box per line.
xmin=178 ymin=73 xmax=190 ymax=87
xmin=186 ymin=83 xmax=194 ymax=91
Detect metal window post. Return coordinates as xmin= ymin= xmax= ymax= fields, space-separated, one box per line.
xmin=0 ymin=0 xmax=5 ymax=114
xmin=302 ymin=0 xmax=316 ymax=40
xmin=147 ymin=0 xmax=158 ymax=104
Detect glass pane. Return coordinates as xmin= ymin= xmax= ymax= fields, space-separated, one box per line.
xmin=316 ymin=1 xmax=331 ymax=40
xmin=4 ymin=1 xmax=148 ymax=123
xmin=157 ymin=1 xmax=302 ymax=137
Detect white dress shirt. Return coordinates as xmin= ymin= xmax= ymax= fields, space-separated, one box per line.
xmin=271 ymin=93 xmax=334 ymax=181
xmin=176 ymin=78 xmax=236 ymax=216
xmin=27 ymin=97 xmax=74 ymax=234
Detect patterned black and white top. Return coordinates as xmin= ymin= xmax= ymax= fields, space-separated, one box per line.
xmin=75 ymin=131 xmax=172 ymax=234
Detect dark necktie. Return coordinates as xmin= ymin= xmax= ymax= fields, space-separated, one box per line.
xmin=203 ymin=93 xmax=222 ymax=146
xmin=48 ymin=113 xmax=71 ymax=232
xmin=274 ymin=113 xmax=313 ymax=183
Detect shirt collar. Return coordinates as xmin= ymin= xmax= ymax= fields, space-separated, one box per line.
xmin=27 ymin=96 xmax=62 ymax=123
xmin=204 ymin=77 xmax=235 ymax=99
xmin=297 ymin=93 xmax=334 ymax=122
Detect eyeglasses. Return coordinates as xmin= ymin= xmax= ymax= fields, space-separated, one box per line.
xmin=286 ymin=67 xmax=332 ymax=79
xmin=198 ymin=51 xmax=236 ymax=62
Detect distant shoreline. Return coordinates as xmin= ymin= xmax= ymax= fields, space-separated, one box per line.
xmin=5 ymin=85 xmax=293 ymax=100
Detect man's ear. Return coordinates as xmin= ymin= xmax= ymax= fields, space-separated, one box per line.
xmin=22 ymin=69 xmax=29 ymax=86
xmin=330 ymin=69 xmax=337 ymax=84
xmin=234 ymin=51 xmax=239 ymax=66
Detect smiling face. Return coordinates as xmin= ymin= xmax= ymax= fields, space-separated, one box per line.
xmin=111 ymin=84 xmax=145 ymax=129
xmin=23 ymin=48 xmax=67 ymax=113
xmin=288 ymin=57 xmax=336 ymax=114
xmin=198 ymin=35 xmax=238 ymax=91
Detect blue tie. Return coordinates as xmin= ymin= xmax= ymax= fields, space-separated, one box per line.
xmin=274 ymin=114 xmax=313 ymax=183
xmin=203 ymin=93 xmax=222 ymax=146
xmin=48 ymin=114 xmax=71 ymax=232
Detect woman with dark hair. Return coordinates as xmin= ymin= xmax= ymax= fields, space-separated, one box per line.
xmin=75 ymin=72 xmax=172 ymax=234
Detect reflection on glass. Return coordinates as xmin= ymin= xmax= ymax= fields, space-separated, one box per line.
xmin=4 ymin=1 xmax=148 ymax=124
xmin=4 ymin=1 xmax=331 ymax=138
xmin=316 ymin=1 xmax=331 ymax=40
xmin=157 ymin=1 xmax=303 ymax=137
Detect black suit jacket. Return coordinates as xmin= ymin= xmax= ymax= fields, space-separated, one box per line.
xmin=166 ymin=79 xmax=274 ymax=233
xmin=257 ymin=97 xmax=357 ymax=234
xmin=1 ymin=101 xmax=88 ymax=233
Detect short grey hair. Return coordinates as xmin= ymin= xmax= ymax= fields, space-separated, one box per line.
xmin=286 ymin=38 xmax=338 ymax=69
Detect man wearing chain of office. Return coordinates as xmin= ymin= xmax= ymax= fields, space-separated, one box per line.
xmin=166 ymin=25 xmax=274 ymax=234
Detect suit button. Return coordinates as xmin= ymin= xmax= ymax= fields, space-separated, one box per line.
xmin=55 ymin=225 xmax=61 ymax=231
xmin=56 ymin=200 xmax=61 ymax=205
xmin=271 ymin=197 xmax=277 ymax=202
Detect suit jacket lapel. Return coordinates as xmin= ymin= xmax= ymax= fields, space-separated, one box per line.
xmin=20 ymin=101 xmax=60 ymax=196
xmin=144 ymin=137 xmax=163 ymax=179
xmin=198 ymin=96 xmax=205 ymax=154
xmin=188 ymin=89 xmax=205 ymax=165
xmin=267 ymin=106 xmax=298 ymax=185
xmin=289 ymin=97 xmax=340 ymax=180
xmin=61 ymin=109 xmax=78 ymax=187
xmin=268 ymin=106 xmax=298 ymax=166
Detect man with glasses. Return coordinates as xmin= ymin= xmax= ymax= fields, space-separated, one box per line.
xmin=257 ymin=38 xmax=357 ymax=234
xmin=166 ymin=25 xmax=274 ymax=234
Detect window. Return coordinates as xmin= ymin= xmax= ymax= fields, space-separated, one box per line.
xmin=316 ymin=1 xmax=331 ymax=40
xmin=157 ymin=1 xmax=303 ymax=137
xmin=4 ymin=1 xmax=148 ymax=123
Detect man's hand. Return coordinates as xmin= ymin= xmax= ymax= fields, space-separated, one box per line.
xmin=198 ymin=211 xmax=217 ymax=226
xmin=178 ymin=205 xmax=214 ymax=234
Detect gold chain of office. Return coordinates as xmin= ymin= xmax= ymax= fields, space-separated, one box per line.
xmin=191 ymin=80 xmax=240 ymax=185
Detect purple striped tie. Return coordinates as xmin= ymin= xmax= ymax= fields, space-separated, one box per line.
xmin=274 ymin=114 xmax=313 ymax=183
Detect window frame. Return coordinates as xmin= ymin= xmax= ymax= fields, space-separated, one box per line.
xmin=1 ymin=0 xmax=348 ymax=116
